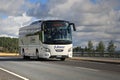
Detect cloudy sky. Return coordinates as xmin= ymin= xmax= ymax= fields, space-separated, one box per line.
xmin=0 ymin=0 xmax=120 ymax=49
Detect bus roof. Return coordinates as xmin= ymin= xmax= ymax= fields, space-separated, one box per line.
xmin=19 ymin=20 xmax=69 ymax=30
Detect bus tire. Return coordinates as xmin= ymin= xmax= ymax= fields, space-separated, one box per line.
xmin=36 ymin=49 xmax=39 ymax=59
xmin=22 ymin=48 xmax=25 ymax=56
xmin=22 ymin=49 xmax=30 ymax=59
xmin=60 ymin=58 xmax=65 ymax=61
xmin=23 ymin=55 xmax=30 ymax=59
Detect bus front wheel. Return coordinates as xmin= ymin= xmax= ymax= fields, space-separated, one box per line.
xmin=60 ymin=58 xmax=65 ymax=61
xmin=23 ymin=55 xmax=30 ymax=60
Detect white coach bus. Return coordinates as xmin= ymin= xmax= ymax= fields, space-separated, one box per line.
xmin=19 ymin=20 xmax=76 ymax=61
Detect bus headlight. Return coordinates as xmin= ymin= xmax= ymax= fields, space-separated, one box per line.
xmin=43 ymin=47 xmax=50 ymax=52
xmin=68 ymin=47 xmax=72 ymax=52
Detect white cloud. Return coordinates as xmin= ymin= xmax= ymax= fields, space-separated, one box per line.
xmin=0 ymin=0 xmax=26 ymax=15
xmin=0 ymin=13 xmax=33 ymax=37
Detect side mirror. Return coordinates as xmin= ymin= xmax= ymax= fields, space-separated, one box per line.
xmin=69 ymin=23 xmax=76 ymax=31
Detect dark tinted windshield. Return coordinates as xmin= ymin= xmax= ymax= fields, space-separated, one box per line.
xmin=43 ymin=21 xmax=72 ymax=44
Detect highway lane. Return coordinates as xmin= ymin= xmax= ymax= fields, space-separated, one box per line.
xmin=48 ymin=59 xmax=120 ymax=73
xmin=0 ymin=57 xmax=120 ymax=80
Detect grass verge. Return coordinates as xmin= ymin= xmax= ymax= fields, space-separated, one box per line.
xmin=0 ymin=52 xmax=19 ymax=57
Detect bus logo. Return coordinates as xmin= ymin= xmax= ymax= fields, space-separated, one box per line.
xmin=54 ymin=46 xmax=65 ymax=49
xmin=54 ymin=46 xmax=65 ymax=52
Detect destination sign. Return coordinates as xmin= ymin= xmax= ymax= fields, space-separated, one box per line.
xmin=45 ymin=22 xmax=68 ymax=28
xmin=52 ymin=23 xmax=65 ymax=27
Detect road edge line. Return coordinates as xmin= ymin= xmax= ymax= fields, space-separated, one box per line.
xmin=0 ymin=67 xmax=29 ymax=80
xmin=75 ymin=67 xmax=100 ymax=72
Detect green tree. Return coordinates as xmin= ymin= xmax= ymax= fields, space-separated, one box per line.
xmin=0 ymin=37 xmax=18 ymax=53
xmin=84 ymin=46 xmax=88 ymax=52
xmin=96 ymin=41 xmax=105 ymax=56
xmin=73 ymin=46 xmax=81 ymax=52
xmin=107 ymin=40 xmax=116 ymax=57
xmin=87 ymin=40 xmax=94 ymax=53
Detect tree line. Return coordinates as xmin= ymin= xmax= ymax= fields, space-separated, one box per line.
xmin=0 ymin=37 xmax=118 ymax=56
xmin=73 ymin=40 xmax=118 ymax=57
xmin=0 ymin=37 xmax=18 ymax=53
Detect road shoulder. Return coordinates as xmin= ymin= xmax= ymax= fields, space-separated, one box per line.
xmin=70 ymin=57 xmax=120 ymax=64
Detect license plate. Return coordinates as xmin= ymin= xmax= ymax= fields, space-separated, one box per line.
xmin=57 ymin=55 xmax=62 ymax=57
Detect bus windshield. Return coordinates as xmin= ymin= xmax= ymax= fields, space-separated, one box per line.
xmin=43 ymin=21 xmax=72 ymax=44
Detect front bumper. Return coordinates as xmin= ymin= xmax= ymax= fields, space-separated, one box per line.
xmin=50 ymin=55 xmax=69 ymax=59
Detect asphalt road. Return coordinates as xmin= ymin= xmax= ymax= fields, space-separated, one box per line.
xmin=0 ymin=57 xmax=120 ymax=80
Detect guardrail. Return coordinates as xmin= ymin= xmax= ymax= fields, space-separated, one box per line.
xmin=73 ymin=52 xmax=120 ymax=58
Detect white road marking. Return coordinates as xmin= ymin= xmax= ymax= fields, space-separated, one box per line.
xmin=75 ymin=67 xmax=100 ymax=72
xmin=92 ymin=62 xmax=106 ymax=65
xmin=0 ymin=67 xmax=29 ymax=80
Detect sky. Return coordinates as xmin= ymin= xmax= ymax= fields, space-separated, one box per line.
xmin=0 ymin=0 xmax=120 ymax=49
